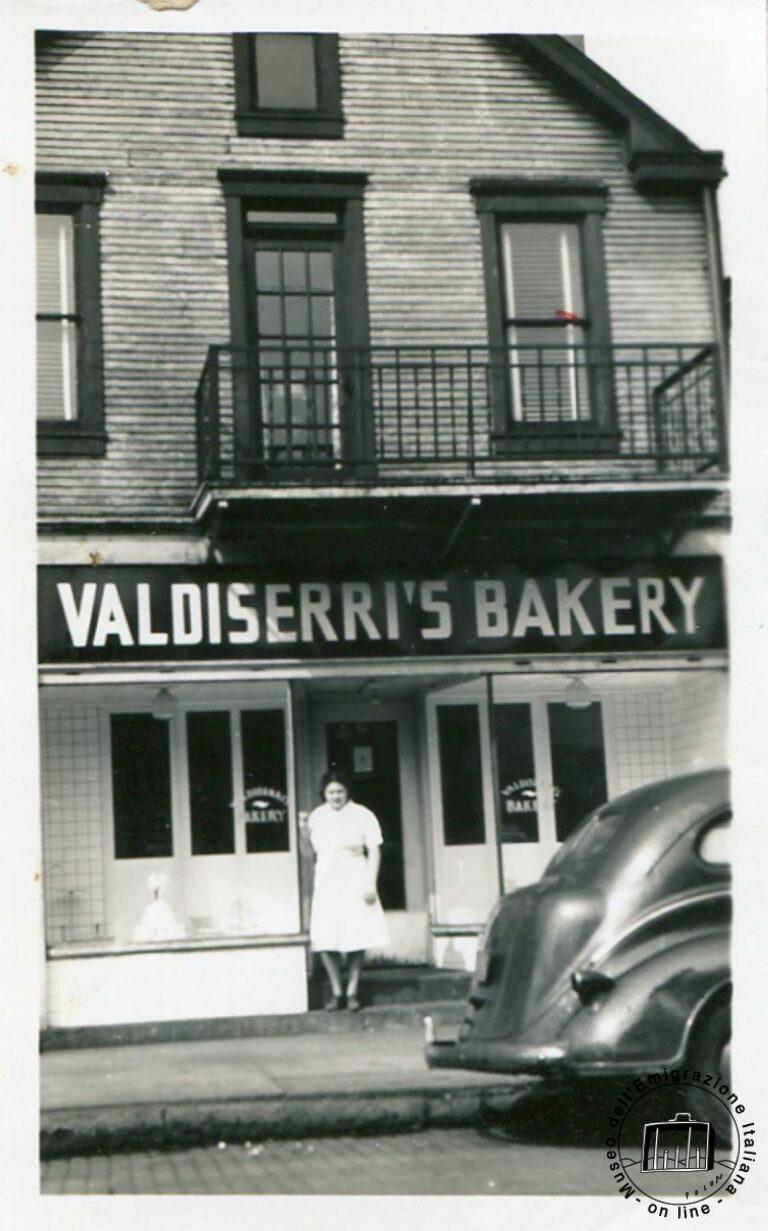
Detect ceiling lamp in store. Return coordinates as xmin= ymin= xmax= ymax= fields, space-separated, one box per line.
xmin=151 ymin=687 xmax=176 ymax=721
xmin=563 ymin=676 xmax=594 ymax=709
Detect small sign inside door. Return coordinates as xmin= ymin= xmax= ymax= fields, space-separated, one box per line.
xmin=353 ymin=745 xmax=374 ymax=775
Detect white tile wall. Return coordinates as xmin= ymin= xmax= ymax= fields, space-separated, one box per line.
xmin=605 ymin=674 xmax=728 ymax=801
xmin=663 ymin=673 xmax=728 ymax=774
xmin=606 ymin=691 xmax=671 ymax=797
xmin=40 ymin=707 xmax=107 ymax=945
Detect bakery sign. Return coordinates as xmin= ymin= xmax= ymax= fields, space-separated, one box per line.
xmin=38 ymin=558 xmax=726 ymax=663
xmin=243 ymin=787 xmax=289 ymax=854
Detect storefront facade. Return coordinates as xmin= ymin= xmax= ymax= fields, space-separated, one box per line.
xmin=39 ymin=556 xmax=727 ymax=1026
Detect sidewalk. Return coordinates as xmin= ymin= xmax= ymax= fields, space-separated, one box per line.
xmin=41 ymin=1008 xmax=536 ymax=1158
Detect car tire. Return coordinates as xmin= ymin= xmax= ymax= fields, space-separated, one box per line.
xmin=685 ymin=996 xmax=732 ymax=1143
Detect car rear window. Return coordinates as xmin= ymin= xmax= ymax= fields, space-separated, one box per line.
xmin=544 ymin=807 xmax=625 ymax=875
xmin=697 ymin=816 xmax=730 ymax=865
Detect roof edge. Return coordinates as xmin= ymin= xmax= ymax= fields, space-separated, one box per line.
xmin=511 ymin=35 xmax=726 ymax=187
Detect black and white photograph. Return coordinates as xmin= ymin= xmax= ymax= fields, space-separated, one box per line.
xmin=1 ymin=0 xmax=766 ymax=1220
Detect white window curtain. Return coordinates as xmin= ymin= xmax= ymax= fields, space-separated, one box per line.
xmin=501 ymin=221 xmax=589 ymax=423
xmin=36 ymin=213 xmax=78 ymax=420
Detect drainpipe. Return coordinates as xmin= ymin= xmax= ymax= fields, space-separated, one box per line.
xmin=702 ymin=184 xmax=729 ymax=460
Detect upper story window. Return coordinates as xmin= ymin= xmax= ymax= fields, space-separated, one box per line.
xmin=36 ymin=172 xmax=107 ymax=457
xmin=232 ymin=34 xmax=344 ymax=139
xmin=471 ymin=178 xmax=617 ymax=451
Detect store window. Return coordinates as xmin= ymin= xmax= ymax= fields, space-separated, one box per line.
xmin=494 ymin=703 xmax=539 ymax=843
xmin=107 ymin=701 xmax=296 ymax=944
xmin=36 ymin=172 xmax=106 ymax=456
xmin=187 ymin=711 xmax=235 ymax=856
xmin=111 ymin=714 xmax=173 ymax=860
xmin=241 ymin=709 xmax=290 ymax=853
xmin=470 ymin=178 xmax=616 ymax=449
xmin=437 ymin=705 xmax=486 ymax=845
xmin=233 ymin=34 xmax=343 ymax=138
xmin=547 ymin=701 xmax=608 ymax=842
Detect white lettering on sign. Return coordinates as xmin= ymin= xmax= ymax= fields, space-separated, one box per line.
xmin=93 ymin=583 xmax=134 ymax=646
xmin=384 ymin=581 xmax=400 ymax=640
xmin=638 ymin=578 xmax=676 ymax=635
xmin=266 ymin=584 xmax=297 ymax=644
xmin=227 ymin=582 xmax=259 ymax=643
xmin=600 ymin=578 xmax=635 ymax=635
xmin=57 ymin=581 xmax=97 ymax=647
xmin=171 ymin=584 xmax=203 ymax=645
xmin=555 ymin=578 xmax=595 ymax=636
xmin=51 ymin=571 xmax=711 ymax=653
xmin=420 ymin=580 xmax=452 ymax=640
xmin=670 ymin=576 xmax=704 ymax=634
xmin=475 ymin=580 xmax=508 ymax=637
xmin=137 ymin=582 xmax=169 ymax=646
xmin=206 ymin=582 xmax=222 ymax=645
xmin=299 ymin=583 xmax=337 ymax=642
xmin=342 ymin=582 xmax=381 ymax=641
xmin=512 ymin=580 xmax=555 ymax=638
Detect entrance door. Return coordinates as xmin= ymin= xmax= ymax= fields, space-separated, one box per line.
xmin=326 ymin=720 xmax=406 ymax=909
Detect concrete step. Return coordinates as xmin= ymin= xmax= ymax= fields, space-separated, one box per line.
xmin=40 ymin=999 xmax=466 ymax=1053
xmin=307 ymin=964 xmax=472 ymax=1010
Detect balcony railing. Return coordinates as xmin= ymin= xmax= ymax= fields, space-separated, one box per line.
xmin=195 ymin=343 xmax=727 ymax=487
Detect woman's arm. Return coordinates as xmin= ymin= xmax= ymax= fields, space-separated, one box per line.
xmin=363 ymin=843 xmax=381 ymax=904
xmin=298 ymin=811 xmax=315 ymax=860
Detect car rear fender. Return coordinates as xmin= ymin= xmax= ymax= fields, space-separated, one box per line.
xmin=563 ymin=930 xmax=730 ymax=1068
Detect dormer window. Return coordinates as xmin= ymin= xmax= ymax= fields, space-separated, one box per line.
xmin=233 ymin=34 xmax=344 ymax=139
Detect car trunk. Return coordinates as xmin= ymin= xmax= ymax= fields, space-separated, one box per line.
xmin=461 ymin=878 xmax=605 ymax=1041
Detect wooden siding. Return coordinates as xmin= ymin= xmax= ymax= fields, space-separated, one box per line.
xmin=36 ymin=34 xmax=716 ymax=518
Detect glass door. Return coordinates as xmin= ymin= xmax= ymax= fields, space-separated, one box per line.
xmin=245 ymin=206 xmax=349 ymax=472
xmin=250 ymin=238 xmax=340 ymax=464
xmin=492 ymin=689 xmax=608 ymax=893
xmin=180 ymin=704 xmax=299 ymax=938
xmin=426 ymin=684 xmax=500 ymax=926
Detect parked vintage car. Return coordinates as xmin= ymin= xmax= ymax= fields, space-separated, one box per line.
xmin=426 ymin=769 xmax=731 ymax=1126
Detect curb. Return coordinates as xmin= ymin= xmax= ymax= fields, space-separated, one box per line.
xmin=41 ymin=1001 xmax=464 ymax=1052
xmin=41 ymin=1079 xmax=536 ymax=1159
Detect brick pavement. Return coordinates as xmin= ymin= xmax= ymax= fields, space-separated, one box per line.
xmin=41 ymin=1127 xmax=608 ymax=1195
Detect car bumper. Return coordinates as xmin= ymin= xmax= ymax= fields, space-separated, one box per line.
xmin=423 ymin=1017 xmax=688 ymax=1077
xmin=424 ymin=1017 xmax=569 ymax=1075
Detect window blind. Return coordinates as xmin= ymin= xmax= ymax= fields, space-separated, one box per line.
xmin=501 ymin=221 xmax=589 ymax=423
xmin=36 ymin=213 xmax=78 ymax=421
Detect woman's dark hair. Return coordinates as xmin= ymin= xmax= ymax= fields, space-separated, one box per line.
xmin=319 ymin=768 xmax=351 ymax=800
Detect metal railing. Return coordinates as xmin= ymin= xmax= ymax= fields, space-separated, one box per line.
xmin=195 ymin=343 xmax=727 ymax=486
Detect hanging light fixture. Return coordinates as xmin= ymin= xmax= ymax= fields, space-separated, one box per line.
xmin=151 ymin=687 xmax=176 ymax=721
xmin=563 ymin=676 xmax=594 ymax=709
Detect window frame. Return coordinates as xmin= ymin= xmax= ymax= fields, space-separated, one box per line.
xmin=218 ymin=170 xmax=372 ymax=473
xmin=232 ymin=34 xmax=344 ymax=139
xmin=471 ymin=178 xmax=617 ymax=451
xmin=36 ymin=171 xmax=107 ymax=457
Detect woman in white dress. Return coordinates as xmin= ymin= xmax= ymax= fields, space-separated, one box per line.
xmin=300 ymin=771 xmax=390 ymax=1011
